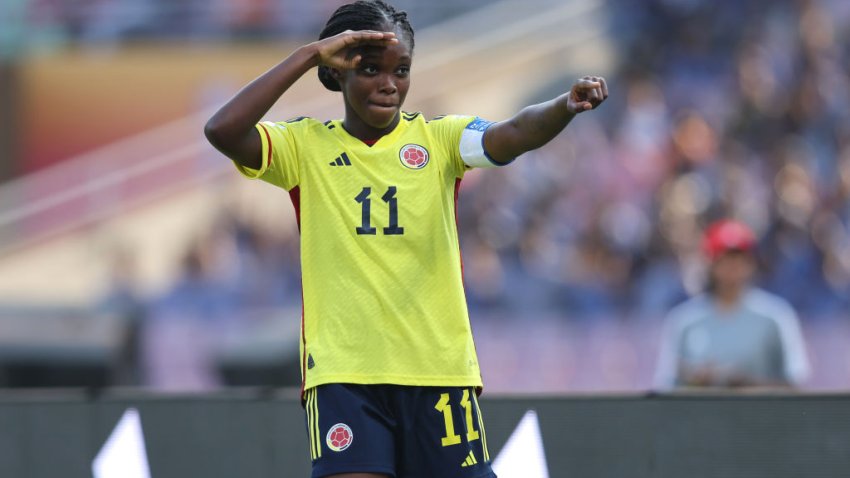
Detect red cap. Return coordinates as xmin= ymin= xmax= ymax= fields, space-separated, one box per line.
xmin=702 ymin=219 xmax=756 ymax=260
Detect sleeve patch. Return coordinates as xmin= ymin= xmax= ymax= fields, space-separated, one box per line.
xmin=460 ymin=117 xmax=504 ymax=168
xmin=465 ymin=118 xmax=495 ymax=132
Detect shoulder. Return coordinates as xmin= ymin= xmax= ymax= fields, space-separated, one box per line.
xmin=281 ymin=116 xmax=322 ymax=126
xmin=400 ymin=111 xmax=471 ymax=129
xmin=422 ymin=114 xmax=484 ymax=144
xmin=263 ymin=116 xmax=332 ymax=135
xmin=424 ymin=114 xmax=477 ymax=128
xmin=665 ymin=294 xmax=712 ymax=331
xmin=744 ymin=288 xmax=796 ymax=315
xmin=743 ymin=288 xmax=799 ymax=326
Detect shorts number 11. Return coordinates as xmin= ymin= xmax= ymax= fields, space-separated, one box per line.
xmin=434 ymin=390 xmax=480 ymax=447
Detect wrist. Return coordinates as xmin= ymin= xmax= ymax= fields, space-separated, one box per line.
xmin=557 ymin=93 xmax=577 ymax=117
xmin=296 ymin=43 xmax=322 ymax=69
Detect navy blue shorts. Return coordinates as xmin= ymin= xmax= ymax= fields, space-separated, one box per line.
xmin=303 ymin=384 xmax=497 ymax=478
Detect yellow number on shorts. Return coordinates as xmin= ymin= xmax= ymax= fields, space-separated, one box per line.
xmin=435 ymin=390 xmax=479 ymax=447
xmin=460 ymin=389 xmax=480 ymax=442
xmin=435 ymin=393 xmax=462 ymax=446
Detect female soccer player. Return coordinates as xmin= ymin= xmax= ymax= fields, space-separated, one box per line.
xmin=205 ymin=1 xmax=607 ymax=477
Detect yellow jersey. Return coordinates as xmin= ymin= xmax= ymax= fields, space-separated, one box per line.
xmin=234 ymin=112 xmax=502 ymax=391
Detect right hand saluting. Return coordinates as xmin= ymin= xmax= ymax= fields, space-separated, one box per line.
xmin=313 ymin=30 xmax=399 ymax=70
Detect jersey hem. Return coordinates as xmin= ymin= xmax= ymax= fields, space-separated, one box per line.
xmin=232 ymin=159 xmax=264 ymax=180
xmin=232 ymin=123 xmax=273 ymax=179
xmin=304 ymin=374 xmax=483 ymax=391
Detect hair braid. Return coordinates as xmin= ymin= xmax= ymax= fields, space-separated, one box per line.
xmin=317 ymin=1 xmax=415 ymax=92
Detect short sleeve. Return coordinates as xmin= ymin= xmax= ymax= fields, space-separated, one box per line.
xmin=429 ymin=115 xmax=504 ymax=178
xmin=233 ymin=121 xmax=300 ymax=191
xmin=459 ymin=117 xmax=512 ymax=169
xmin=769 ymin=299 xmax=810 ymax=385
xmin=653 ymin=307 xmax=687 ymax=390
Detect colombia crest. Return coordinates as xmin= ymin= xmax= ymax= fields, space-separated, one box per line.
xmin=326 ymin=423 xmax=353 ymax=452
xmin=399 ymin=144 xmax=429 ymax=169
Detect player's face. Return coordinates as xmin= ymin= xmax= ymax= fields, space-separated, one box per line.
xmin=337 ymin=33 xmax=412 ymax=138
xmin=711 ymin=251 xmax=755 ymax=291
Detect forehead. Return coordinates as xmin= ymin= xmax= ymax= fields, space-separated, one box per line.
xmin=358 ymin=21 xmax=412 ymax=55
xmin=714 ymin=250 xmax=754 ymax=263
xmin=358 ymin=41 xmax=412 ymax=62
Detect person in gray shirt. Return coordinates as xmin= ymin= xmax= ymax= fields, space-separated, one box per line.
xmin=654 ymin=219 xmax=810 ymax=389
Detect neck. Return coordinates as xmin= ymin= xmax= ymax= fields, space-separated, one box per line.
xmin=343 ymin=113 xmax=400 ymax=143
xmin=714 ymin=286 xmax=745 ymax=311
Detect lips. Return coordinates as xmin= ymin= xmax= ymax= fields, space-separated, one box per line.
xmin=369 ymin=100 xmax=397 ymax=108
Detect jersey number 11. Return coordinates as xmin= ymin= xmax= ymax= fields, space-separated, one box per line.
xmin=354 ymin=186 xmax=405 ymax=235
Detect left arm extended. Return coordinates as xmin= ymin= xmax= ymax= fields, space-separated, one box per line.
xmin=483 ymin=76 xmax=608 ymax=164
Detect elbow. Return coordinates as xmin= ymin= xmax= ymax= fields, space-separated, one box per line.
xmin=204 ymin=118 xmax=225 ymax=150
xmin=203 ymin=117 xmax=260 ymax=169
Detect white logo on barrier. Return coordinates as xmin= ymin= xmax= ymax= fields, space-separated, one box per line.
xmin=88 ymin=406 xmax=548 ymax=477
xmin=492 ymin=409 xmax=549 ymax=478
xmin=92 ymin=408 xmax=152 ymax=478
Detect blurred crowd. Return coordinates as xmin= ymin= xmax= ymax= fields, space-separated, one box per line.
xmin=454 ymin=0 xmax=850 ymax=319
xmin=21 ymin=0 xmax=349 ymax=42
xmin=15 ymin=0 xmax=483 ymax=46
xmin=113 ymin=0 xmax=850 ymax=326
xmin=35 ymin=0 xmax=850 ymax=389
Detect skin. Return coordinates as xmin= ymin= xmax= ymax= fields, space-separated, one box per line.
xmin=483 ymin=76 xmax=607 ymax=164
xmin=205 ymin=29 xmax=401 ymax=169
xmin=330 ymin=27 xmax=412 ymax=141
xmin=711 ymin=250 xmax=756 ymax=310
xmin=330 ymin=474 xmax=386 ymax=478
xmin=204 ymin=25 xmax=608 ymax=478
xmin=205 ymin=27 xmax=608 ymax=169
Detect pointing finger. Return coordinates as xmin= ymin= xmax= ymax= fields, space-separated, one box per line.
xmin=574 ymin=79 xmax=602 ymax=90
xmin=590 ymin=76 xmax=604 ymax=103
xmin=597 ymin=77 xmax=609 ymax=98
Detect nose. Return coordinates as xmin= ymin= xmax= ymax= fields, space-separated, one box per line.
xmin=378 ymin=73 xmax=397 ymax=94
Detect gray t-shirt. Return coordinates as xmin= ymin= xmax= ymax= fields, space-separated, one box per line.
xmin=654 ymin=288 xmax=810 ymax=389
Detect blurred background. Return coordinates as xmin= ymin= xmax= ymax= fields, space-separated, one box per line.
xmin=0 ymin=0 xmax=849 ymax=393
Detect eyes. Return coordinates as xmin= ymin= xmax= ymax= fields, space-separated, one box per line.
xmin=360 ymin=63 xmax=411 ymax=77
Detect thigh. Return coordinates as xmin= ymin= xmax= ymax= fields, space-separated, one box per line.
xmin=397 ymin=386 xmax=496 ymax=478
xmin=305 ymin=384 xmax=396 ymax=478
xmin=326 ymin=475 xmax=389 ymax=478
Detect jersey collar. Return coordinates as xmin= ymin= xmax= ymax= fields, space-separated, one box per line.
xmin=332 ymin=114 xmax=409 ymax=149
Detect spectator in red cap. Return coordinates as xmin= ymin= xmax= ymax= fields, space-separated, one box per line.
xmin=654 ymin=219 xmax=810 ymax=390
xmin=702 ymin=219 xmax=757 ymax=260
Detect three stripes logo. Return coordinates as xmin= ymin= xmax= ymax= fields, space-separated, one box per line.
xmin=460 ymin=450 xmax=478 ymax=467
xmin=329 ymin=152 xmax=352 ymax=167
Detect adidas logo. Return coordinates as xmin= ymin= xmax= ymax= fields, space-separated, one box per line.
xmin=329 ymin=152 xmax=352 ymax=167
xmin=460 ymin=450 xmax=478 ymax=467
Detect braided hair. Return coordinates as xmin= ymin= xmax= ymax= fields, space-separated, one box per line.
xmin=317 ymin=1 xmax=415 ymax=92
